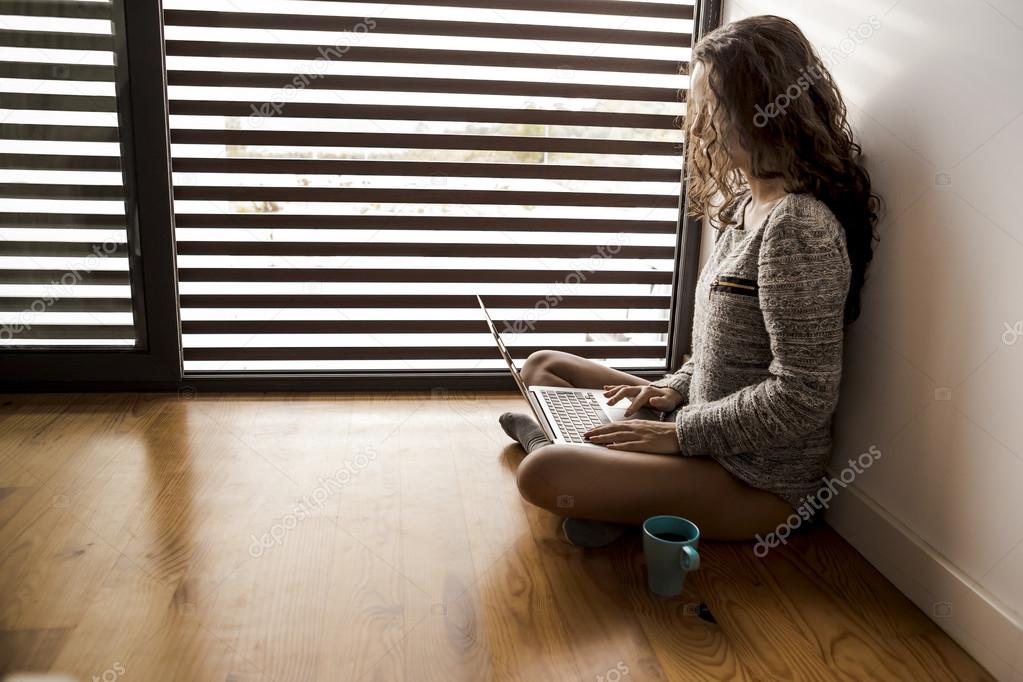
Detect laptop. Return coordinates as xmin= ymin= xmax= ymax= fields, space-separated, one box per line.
xmin=477 ymin=294 xmax=658 ymax=446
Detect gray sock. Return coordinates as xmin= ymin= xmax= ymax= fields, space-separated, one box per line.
xmin=561 ymin=518 xmax=629 ymax=548
xmin=499 ymin=412 xmax=551 ymax=454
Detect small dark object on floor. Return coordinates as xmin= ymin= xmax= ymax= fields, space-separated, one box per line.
xmin=698 ymin=603 xmax=716 ymax=623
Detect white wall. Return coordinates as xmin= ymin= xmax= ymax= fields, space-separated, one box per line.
xmin=716 ymin=1 xmax=1023 ymax=678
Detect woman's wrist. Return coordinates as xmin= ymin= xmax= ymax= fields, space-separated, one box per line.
xmin=650 ymin=376 xmax=689 ymax=402
xmin=655 ymin=386 xmax=685 ymax=411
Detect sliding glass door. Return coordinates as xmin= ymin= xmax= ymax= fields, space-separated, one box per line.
xmin=0 ymin=0 xmax=719 ymax=389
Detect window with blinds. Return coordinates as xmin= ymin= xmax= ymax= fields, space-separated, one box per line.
xmin=165 ymin=0 xmax=692 ymax=373
xmin=0 ymin=0 xmax=138 ymax=348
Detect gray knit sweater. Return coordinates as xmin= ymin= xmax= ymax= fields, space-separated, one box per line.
xmin=652 ymin=190 xmax=851 ymax=509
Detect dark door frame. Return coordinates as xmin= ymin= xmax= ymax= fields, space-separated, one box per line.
xmin=667 ymin=0 xmax=720 ymax=371
xmin=0 ymin=0 xmax=182 ymax=390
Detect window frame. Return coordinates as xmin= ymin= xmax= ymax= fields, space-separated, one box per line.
xmin=0 ymin=0 xmax=182 ymax=389
xmin=0 ymin=0 xmax=720 ymax=392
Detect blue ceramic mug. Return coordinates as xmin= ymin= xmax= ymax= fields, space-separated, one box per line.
xmin=642 ymin=515 xmax=701 ymax=597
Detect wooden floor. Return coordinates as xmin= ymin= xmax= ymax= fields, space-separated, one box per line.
xmin=0 ymin=392 xmax=992 ymax=682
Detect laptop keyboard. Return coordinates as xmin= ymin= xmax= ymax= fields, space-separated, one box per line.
xmin=540 ymin=390 xmax=611 ymax=443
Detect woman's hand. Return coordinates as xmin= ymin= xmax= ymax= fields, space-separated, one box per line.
xmin=583 ymin=420 xmax=680 ymax=454
xmin=603 ymin=384 xmax=683 ymax=417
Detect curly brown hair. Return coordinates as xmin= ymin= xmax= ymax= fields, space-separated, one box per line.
xmin=681 ymin=15 xmax=880 ymax=324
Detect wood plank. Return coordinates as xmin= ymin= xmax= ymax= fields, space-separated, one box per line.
xmin=782 ymin=525 xmax=997 ymax=681
xmin=395 ymin=400 xmax=495 ymax=681
xmin=0 ymin=393 xmax=165 ymax=490
xmin=519 ymin=505 xmax=677 ymax=681
xmin=48 ymin=553 xmax=264 ymax=682
xmin=444 ymin=392 xmax=584 ymax=681
xmin=0 ymin=627 xmax=70 ymax=673
xmin=323 ymin=392 xmax=416 ymax=681
xmin=0 ymin=486 xmax=37 ymax=535
xmin=739 ymin=534 xmax=931 ymax=679
xmin=0 ymin=504 xmax=121 ymax=630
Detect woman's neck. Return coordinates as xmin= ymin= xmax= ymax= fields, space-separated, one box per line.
xmin=746 ymin=175 xmax=789 ymax=205
xmin=737 ymin=173 xmax=789 ymax=229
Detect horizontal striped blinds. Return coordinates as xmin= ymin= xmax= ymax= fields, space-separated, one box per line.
xmin=0 ymin=0 xmax=138 ymax=348
xmin=165 ymin=0 xmax=692 ymax=372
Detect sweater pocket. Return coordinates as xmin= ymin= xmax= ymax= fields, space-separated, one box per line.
xmin=709 ymin=275 xmax=759 ymax=298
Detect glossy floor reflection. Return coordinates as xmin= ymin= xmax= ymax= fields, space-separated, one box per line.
xmin=0 ymin=392 xmax=992 ymax=681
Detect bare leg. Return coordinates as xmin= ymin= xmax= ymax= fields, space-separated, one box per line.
xmin=516 ymin=444 xmax=793 ymax=540
xmin=513 ymin=352 xmax=793 ymax=540
xmin=520 ymin=350 xmax=650 ymax=389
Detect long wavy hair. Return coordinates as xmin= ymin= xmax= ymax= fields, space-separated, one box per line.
xmin=682 ymin=15 xmax=880 ymax=324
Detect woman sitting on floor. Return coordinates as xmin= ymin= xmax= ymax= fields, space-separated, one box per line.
xmin=499 ymin=15 xmax=880 ymax=548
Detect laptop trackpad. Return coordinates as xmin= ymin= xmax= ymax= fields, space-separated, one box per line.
xmin=604 ymin=399 xmax=662 ymax=422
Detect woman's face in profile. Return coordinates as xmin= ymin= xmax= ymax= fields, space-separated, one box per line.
xmin=687 ymin=61 xmax=711 ymax=140
xmin=686 ymin=60 xmax=748 ymax=173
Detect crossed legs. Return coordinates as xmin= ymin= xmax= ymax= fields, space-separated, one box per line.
xmin=514 ymin=351 xmax=794 ymax=540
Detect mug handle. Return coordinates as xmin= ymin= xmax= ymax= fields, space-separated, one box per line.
xmin=679 ymin=545 xmax=700 ymax=572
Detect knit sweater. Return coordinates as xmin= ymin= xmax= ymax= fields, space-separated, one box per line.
xmin=652 ymin=190 xmax=852 ymax=509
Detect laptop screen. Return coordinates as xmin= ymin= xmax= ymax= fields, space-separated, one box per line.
xmin=476 ymin=295 xmax=553 ymax=436
xmin=476 ymin=294 xmax=531 ymax=398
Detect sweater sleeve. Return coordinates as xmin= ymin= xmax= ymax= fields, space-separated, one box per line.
xmin=673 ymin=211 xmax=851 ymax=457
xmin=649 ymin=357 xmax=694 ymax=403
